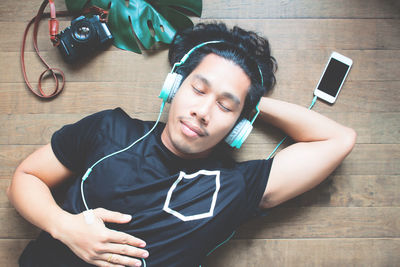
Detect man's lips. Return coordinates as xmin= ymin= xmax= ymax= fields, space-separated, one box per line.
xmin=180 ymin=120 xmax=208 ymax=137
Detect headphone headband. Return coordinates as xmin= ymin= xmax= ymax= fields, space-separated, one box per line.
xmin=171 ymin=41 xmax=223 ymax=72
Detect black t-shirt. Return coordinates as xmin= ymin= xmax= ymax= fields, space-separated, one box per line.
xmin=20 ymin=108 xmax=273 ymax=267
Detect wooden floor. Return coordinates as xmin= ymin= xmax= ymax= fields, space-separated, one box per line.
xmin=1 ymin=0 xmax=399 ymax=266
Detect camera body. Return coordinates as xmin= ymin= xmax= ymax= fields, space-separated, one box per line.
xmin=58 ymin=15 xmax=113 ymax=63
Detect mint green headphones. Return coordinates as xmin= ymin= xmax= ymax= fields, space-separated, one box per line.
xmin=159 ymin=40 xmax=263 ymax=149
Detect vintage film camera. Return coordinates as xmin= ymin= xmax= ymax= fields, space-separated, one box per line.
xmin=58 ymin=15 xmax=113 ymax=63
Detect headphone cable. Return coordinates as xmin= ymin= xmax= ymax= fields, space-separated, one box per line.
xmin=80 ymin=101 xmax=165 ymax=211
xmin=266 ymin=95 xmax=318 ymax=160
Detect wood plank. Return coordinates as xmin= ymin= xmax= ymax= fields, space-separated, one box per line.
xmin=0 ymin=179 xmax=11 ymax=208
xmin=278 ymin=175 xmax=400 ymax=208
xmin=1 ymin=238 xmax=398 ymax=267
xmin=250 ymin=112 xmax=400 ymax=144
xmin=0 ymin=112 xmax=168 ymax=145
xmin=1 ymin=80 xmax=399 ymax=114
xmin=235 ymin=207 xmax=400 ymax=239
xmin=2 ymin=175 xmax=399 ymax=209
xmin=235 ymin=143 xmax=400 ymax=175
xmin=227 ymin=18 xmax=400 ymax=51
xmin=0 ymin=112 xmax=398 ymax=145
xmin=1 ymin=0 xmax=399 ymax=21
xmin=0 ymin=82 xmax=166 ymax=115
xmin=0 ymin=208 xmax=40 ymax=239
xmin=0 ymin=239 xmax=31 ymax=267
xmin=202 ymin=0 xmax=400 ymax=19
xmin=0 ymin=0 xmax=69 ymax=22
xmin=1 ymin=144 xmax=399 ymax=176
xmin=204 ymin=238 xmax=400 ymax=267
xmin=3 ymin=19 xmax=399 ymax=52
xmin=1 ymin=50 xmax=399 ymax=83
xmin=271 ymin=80 xmax=400 ymax=113
xmin=0 ymin=49 xmax=170 ymax=84
xmin=1 ymin=207 xmax=398 ymax=239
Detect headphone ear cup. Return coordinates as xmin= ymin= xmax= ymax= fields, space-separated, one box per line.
xmin=159 ymin=73 xmax=183 ymax=103
xmin=225 ymin=119 xmax=253 ymax=149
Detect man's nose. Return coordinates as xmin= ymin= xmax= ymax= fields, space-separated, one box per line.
xmin=190 ymin=96 xmax=213 ymax=125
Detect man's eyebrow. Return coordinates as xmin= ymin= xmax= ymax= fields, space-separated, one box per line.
xmin=221 ymin=92 xmax=241 ymax=106
xmin=193 ymin=74 xmax=241 ymax=106
xmin=193 ymin=74 xmax=211 ymax=87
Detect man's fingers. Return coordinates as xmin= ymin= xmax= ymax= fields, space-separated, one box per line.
xmin=94 ymin=253 xmax=143 ymax=267
xmin=93 ymin=208 xmax=132 ymax=224
xmin=91 ymin=258 xmax=131 ymax=267
xmin=107 ymin=229 xmax=147 ymax=248
xmin=103 ymin=243 xmax=149 ymax=259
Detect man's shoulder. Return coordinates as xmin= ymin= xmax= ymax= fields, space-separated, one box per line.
xmin=104 ymin=107 xmax=138 ymax=122
xmin=210 ymin=146 xmax=271 ymax=169
xmin=94 ymin=107 xmax=164 ymax=143
xmin=97 ymin=107 xmax=149 ymax=128
xmin=236 ymin=158 xmax=274 ymax=169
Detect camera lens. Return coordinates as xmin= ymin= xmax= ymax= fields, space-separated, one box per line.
xmin=74 ymin=26 xmax=90 ymax=41
xmin=71 ymin=19 xmax=95 ymax=44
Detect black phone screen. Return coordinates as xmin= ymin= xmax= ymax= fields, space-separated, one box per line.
xmin=318 ymin=58 xmax=350 ymax=97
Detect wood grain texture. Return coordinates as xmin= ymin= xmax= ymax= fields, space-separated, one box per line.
xmin=1 ymin=0 xmax=399 ymax=21
xmin=1 ymin=0 xmax=399 ymax=266
xmin=2 ymin=49 xmax=399 ymax=83
xmin=234 ymin=143 xmax=400 ymax=175
xmin=0 ymin=209 xmax=40 ymax=239
xmin=0 ymin=239 xmax=31 ymax=267
xmin=3 ymin=19 xmax=399 ymax=52
xmin=236 ymin=207 xmax=400 ymax=239
xmin=204 ymin=238 xmax=400 ymax=267
xmin=202 ymin=0 xmax=400 ymax=19
xmin=1 ymin=238 xmax=399 ymax=267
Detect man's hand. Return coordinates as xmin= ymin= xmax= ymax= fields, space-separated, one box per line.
xmin=54 ymin=208 xmax=149 ymax=267
xmin=8 ymin=145 xmax=148 ymax=266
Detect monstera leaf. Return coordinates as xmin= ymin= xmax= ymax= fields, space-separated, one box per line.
xmin=65 ymin=0 xmax=202 ymax=53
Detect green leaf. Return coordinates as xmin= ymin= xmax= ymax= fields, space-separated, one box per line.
xmin=149 ymin=0 xmax=202 ymax=17
xmin=64 ymin=0 xmax=202 ymax=53
xmin=65 ymin=0 xmax=87 ymax=12
xmin=155 ymin=5 xmax=194 ymax=31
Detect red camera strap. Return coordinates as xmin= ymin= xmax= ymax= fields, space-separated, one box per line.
xmin=21 ymin=0 xmax=109 ymax=99
xmin=48 ymin=0 xmax=59 ymax=46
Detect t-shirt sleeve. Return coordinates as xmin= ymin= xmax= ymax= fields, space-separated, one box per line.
xmin=51 ymin=109 xmax=114 ymax=173
xmin=237 ymin=157 xmax=274 ymax=218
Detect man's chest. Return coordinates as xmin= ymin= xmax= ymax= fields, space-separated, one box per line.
xmin=82 ymin=152 xmax=247 ymax=224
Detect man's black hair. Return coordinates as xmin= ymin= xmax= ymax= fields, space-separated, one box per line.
xmin=168 ymin=22 xmax=277 ymax=118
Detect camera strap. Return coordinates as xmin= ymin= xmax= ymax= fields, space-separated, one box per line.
xmin=21 ymin=0 xmax=109 ymax=99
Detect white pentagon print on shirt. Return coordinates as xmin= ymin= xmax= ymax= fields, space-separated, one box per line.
xmin=163 ymin=170 xmax=221 ymax=221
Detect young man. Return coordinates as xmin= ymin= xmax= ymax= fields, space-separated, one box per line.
xmin=8 ymin=23 xmax=356 ymax=267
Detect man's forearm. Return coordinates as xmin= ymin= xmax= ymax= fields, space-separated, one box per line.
xmin=8 ymin=172 xmax=150 ymax=266
xmin=259 ymin=97 xmax=353 ymax=142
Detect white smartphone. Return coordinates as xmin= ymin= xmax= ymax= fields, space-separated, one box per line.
xmin=314 ymin=52 xmax=353 ymax=103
